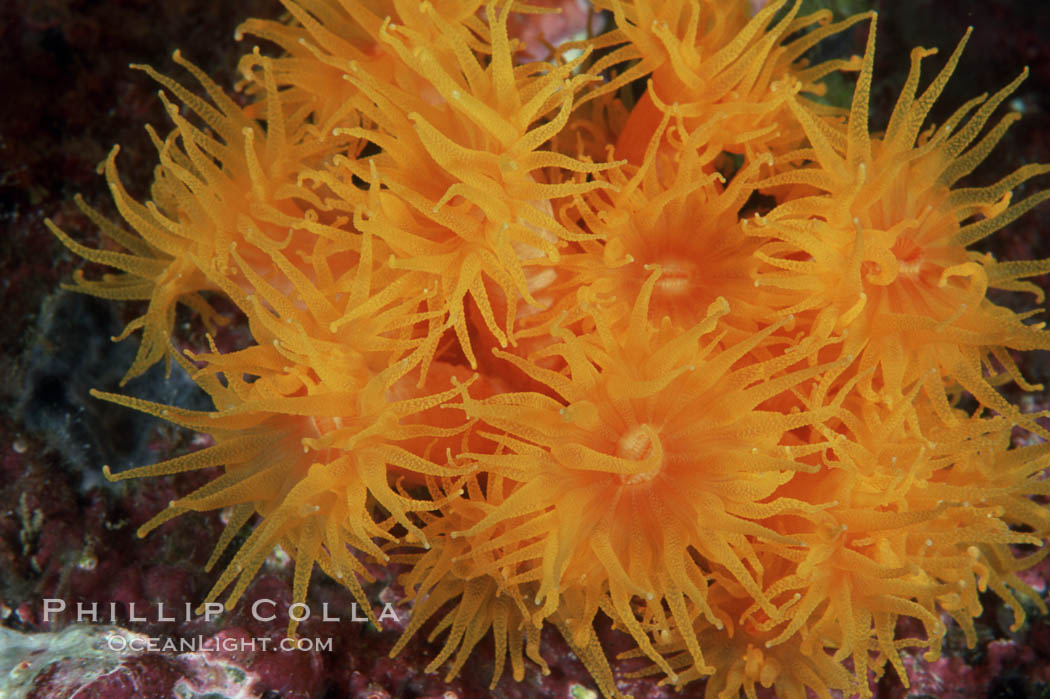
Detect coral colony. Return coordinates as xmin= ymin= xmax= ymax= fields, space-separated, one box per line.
xmin=46 ymin=0 xmax=1050 ymax=697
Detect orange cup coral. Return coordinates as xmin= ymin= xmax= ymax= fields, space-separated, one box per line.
xmin=47 ymin=1 xmax=1050 ymax=697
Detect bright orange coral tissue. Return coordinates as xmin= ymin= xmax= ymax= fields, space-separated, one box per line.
xmin=47 ymin=1 xmax=1050 ymax=697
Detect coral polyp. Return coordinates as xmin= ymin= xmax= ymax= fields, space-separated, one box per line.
xmin=46 ymin=0 xmax=1050 ymax=697
xmin=449 ymin=281 xmax=839 ymax=683
xmin=752 ymin=24 xmax=1050 ymax=430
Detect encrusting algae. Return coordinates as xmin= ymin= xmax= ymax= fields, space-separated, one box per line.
xmin=46 ymin=1 xmax=1050 ymax=697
